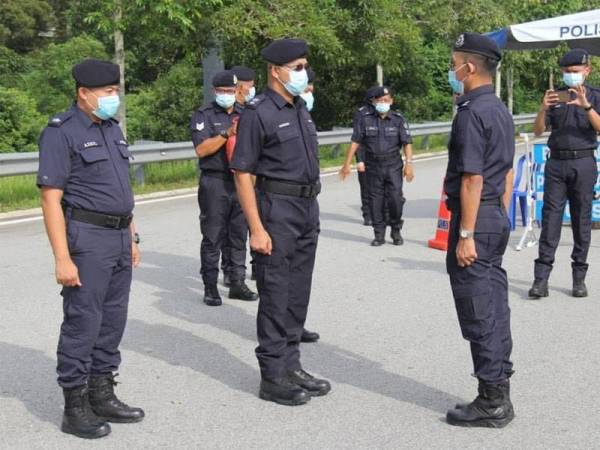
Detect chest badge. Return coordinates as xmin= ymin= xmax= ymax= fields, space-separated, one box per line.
xmin=196 ymin=122 xmax=205 ymax=131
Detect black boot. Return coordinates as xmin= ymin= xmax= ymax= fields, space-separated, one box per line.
xmin=573 ymin=279 xmax=588 ymax=298
xmin=371 ymin=232 xmax=385 ymax=246
xmin=300 ymin=328 xmax=320 ymax=343
xmin=88 ymin=374 xmax=145 ymax=423
xmin=287 ymin=369 xmax=331 ymax=397
xmin=391 ymin=221 xmax=404 ymax=246
xmin=447 ymin=380 xmax=514 ymax=428
xmin=229 ymin=281 xmax=258 ymax=301
xmin=61 ymin=385 xmax=111 ymax=439
xmin=259 ymin=378 xmax=310 ymax=406
xmin=222 ymin=273 xmax=232 ymax=288
xmin=528 ymin=279 xmax=548 ymax=299
xmin=203 ymin=284 xmax=222 ymax=306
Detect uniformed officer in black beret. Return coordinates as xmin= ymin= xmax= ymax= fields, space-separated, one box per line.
xmin=220 ymin=66 xmax=258 ymax=289
xmin=231 ymin=38 xmax=331 ymax=405
xmin=529 ymin=48 xmax=600 ymax=299
xmin=340 ymin=86 xmax=414 ymax=246
xmin=444 ymin=33 xmax=515 ymax=428
xmin=190 ymin=70 xmax=258 ymax=306
xmin=37 ymin=58 xmax=144 ymax=439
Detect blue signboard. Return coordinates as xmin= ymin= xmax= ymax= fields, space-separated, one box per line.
xmin=532 ymin=143 xmax=600 ymax=222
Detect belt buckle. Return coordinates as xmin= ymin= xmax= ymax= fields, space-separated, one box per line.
xmin=105 ymin=215 xmax=120 ymax=229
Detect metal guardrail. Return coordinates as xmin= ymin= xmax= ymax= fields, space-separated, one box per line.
xmin=0 ymin=113 xmax=538 ymax=178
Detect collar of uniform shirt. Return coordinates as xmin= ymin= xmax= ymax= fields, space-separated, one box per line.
xmin=265 ymin=87 xmax=295 ymax=110
xmin=73 ymin=103 xmax=101 ymax=128
xmin=456 ymin=84 xmax=494 ymax=104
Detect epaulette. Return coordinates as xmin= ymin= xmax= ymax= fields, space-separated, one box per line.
xmin=199 ymin=103 xmax=214 ymax=112
xmin=457 ymin=99 xmax=471 ymax=110
xmin=47 ymin=109 xmax=74 ymax=127
xmin=245 ymin=95 xmax=265 ymax=110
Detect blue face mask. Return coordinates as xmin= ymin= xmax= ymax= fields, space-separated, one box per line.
xmin=563 ymin=72 xmax=584 ymax=88
xmin=244 ymin=87 xmax=256 ymax=103
xmin=215 ymin=93 xmax=236 ymax=109
xmin=448 ymin=68 xmax=465 ymax=95
xmin=300 ymin=91 xmax=314 ymax=111
xmin=374 ymin=102 xmax=390 ymax=114
xmin=280 ymin=68 xmax=309 ymax=97
xmin=92 ymin=94 xmax=120 ymax=120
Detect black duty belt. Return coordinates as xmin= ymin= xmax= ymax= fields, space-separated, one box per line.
xmin=365 ymin=150 xmax=401 ymax=161
xmin=446 ymin=197 xmax=502 ymax=211
xmin=256 ymin=177 xmax=321 ymax=199
xmin=549 ymin=149 xmax=595 ymax=160
xmin=201 ymin=169 xmax=234 ymax=181
xmin=69 ymin=208 xmax=132 ymax=229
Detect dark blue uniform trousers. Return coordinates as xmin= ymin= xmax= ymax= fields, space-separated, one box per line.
xmin=446 ymin=204 xmax=514 ymax=384
xmin=366 ymin=157 xmax=404 ymax=236
xmin=535 ymin=156 xmax=596 ymax=281
xmin=198 ymin=174 xmax=248 ymax=285
xmin=57 ymin=219 xmax=132 ymax=388
xmin=253 ymin=191 xmax=319 ymax=380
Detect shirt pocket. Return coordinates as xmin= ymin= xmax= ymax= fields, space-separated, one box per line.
xmin=77 ymin=142 xmax=110 ymax=175
xmin=574 ymin=108 xmax=592 ymax=130
xmin=306 ymin=119 xmax=318 ymax=136
xmin=115 ymin=139 xmax=133 ymax=161
xmin=365 ymin=126 xmax=378 ymax=138
xmin=276 ymin=125 xmax=300 ymax=144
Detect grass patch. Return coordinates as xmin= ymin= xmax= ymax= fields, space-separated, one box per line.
xmin=0 ymin=142 xmax=450 ymax=213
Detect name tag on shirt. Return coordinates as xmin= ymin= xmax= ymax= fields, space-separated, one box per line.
xmin=83 ymin=141 xmax=99 ymax=148
xmin=278 ymin=122 xmax=290 ymax=128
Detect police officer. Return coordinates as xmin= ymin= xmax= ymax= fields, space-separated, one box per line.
xmin=231 ymin=38 xmax=331 ymax=405
xmin=444 ymin=33 xmax=515 ymax=428
xmin=529 ymin=49 xmax=600 ymax=299
xmin=190 ymin=70 xmax=258 ymax=306
xmin=340 ymin=86 xmax=414 ymax=246
xmin=38 ymin=59 xmax=144 ymax=439
xmin=221 ymin=65 xmax=257 ymax=288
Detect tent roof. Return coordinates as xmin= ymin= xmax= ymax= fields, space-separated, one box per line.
xmin=488 ymin=9 xmax=600 ymax=55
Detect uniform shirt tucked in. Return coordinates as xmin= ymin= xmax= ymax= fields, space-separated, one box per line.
xmin=444 ymin=85 xmax=515 ymax=201
xmin=230 ymin=88 xmax=319 ymax=185
xmin=545 ymin=84 xmax=600 ymax=151
xmin=37 ymin=104 xmax=134 ymax=216
xmin=351 ymin=108 xmax=412 ymax=156
xmin=190 ymin=102 xmax=243 ymax=173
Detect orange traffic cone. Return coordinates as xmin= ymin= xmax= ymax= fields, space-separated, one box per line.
xmin=428 ymin=189 xmax=452 ymax=251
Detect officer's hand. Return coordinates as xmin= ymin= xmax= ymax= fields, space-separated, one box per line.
xmin=542 ymin=89 xmax=559 ymax=110
xmin=55 ymin=256 xmax=82 ymax=287
xmin=228 ymin=124 xmax=237 ymax=137
xmin=567 ymin=85 xmax=591 ymax=109
xmin=132 ymin=243 xmax=141 ymax=267
xmin=456 ymin=238 xmax=477 ymax=267
xmin=356 ymin=162 xmax=366 ymax=173
xmin=404 ymin=164 xmax=414 ymax=182
xmin=250 ymin=228 xmax=272 ymax=255
xmin=339 ymin=164 xmax=352 ymax=181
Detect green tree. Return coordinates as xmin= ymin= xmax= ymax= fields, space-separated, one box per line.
xmin=0 ymin=0 xmax=55 ymax=53
xmin=0 ymin=87 xmax=45 ymax=152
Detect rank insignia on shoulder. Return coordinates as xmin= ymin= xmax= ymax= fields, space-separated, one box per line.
xmin=48 ymin=117 xmax=62 ymax=127
xmin=458 ymin=100 xmax=470 ymax=108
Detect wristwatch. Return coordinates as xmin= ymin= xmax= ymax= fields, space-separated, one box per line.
xmin=219 ymin=129 xmax=229 ymax=139
xmin=459 ymin=229 xmax=474 ymax=239
xmin=583 ymin=104 xmax=593 ymax=112
xmin=133 ymin=232 xmax=141 ymax=244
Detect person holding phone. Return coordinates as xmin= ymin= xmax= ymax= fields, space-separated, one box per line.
xmin=529 ymin=49 xmax=600 ymax=299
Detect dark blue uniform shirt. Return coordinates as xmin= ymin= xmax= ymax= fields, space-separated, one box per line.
xmin=352 ymin=105 xmax=375 ymax=163
xmin=444 ymin=85 xmax=515 ymax=201
xmin=37 ymin=104 xmax=134 ymax=216
xmin=190 ymin=102 xmax=243 ymax=173
xmin=351 ymin=107 xmax=412 ymax=155
xmin=545 ymin=84 xmax=600 ymax=151
xmin=230 ymin=88 xmax=319 ymax=184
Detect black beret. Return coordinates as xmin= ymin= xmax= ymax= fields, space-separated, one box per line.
xmin=307 ymin=68 xmax=316 ymax=83
xmin=72 ymin=58 xmax=120 ymax=88
xmin=365 ymin=85 xmax=391 ymax=101
xmin=261 ymin=38 xmax=308 ymax=65
xmin=560 ymin=48 xmax=590 ymax=67
xmin=231 ymin=65 xmax=255 ymax=81
xmin=453 ymin=32 xmax=502 ymax=61
xmin=212 ymin=70 xmax=237 ymax=88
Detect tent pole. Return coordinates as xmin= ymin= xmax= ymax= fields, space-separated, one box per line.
xmin=507 ymin=65 xmax=514 ymax=114
xmin=495 ymin=61 xmax=502 ymax=99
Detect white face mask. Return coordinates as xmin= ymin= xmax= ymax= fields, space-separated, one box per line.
xmin=563 ymin=72 xmax=585 ymax=87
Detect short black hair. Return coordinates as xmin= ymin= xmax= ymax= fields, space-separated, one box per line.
xmin=458 ymin=52 xmax=498 ymax=76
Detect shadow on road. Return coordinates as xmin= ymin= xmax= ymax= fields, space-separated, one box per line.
xmin=134 ymin=251 xmax=463 ymax=414
xmin=0 ymin=342 xmax=61 ymax=427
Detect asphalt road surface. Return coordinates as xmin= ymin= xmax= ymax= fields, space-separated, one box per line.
xmin=1 ymin=154 xmax=599 ymax=449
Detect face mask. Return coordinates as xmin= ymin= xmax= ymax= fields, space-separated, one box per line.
xmin=244 ymin=87 xmax=256 ymax=103
xmin=215 ymin=93 xmax=236 ymax=109
xmin=300 ymin=91 xmax=314 ymax=111
xmin=563 ymin=72 xmax=584 ymax=88
xmin=279 ymin=68 xmax=309 ymax=96
xmin=448 ymin=64 xmax=467 ymax=94
xmin=90 ymin=93 xmax=120 ymax=120
xmin=375 ymin=102 xmax=390 ymax=114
